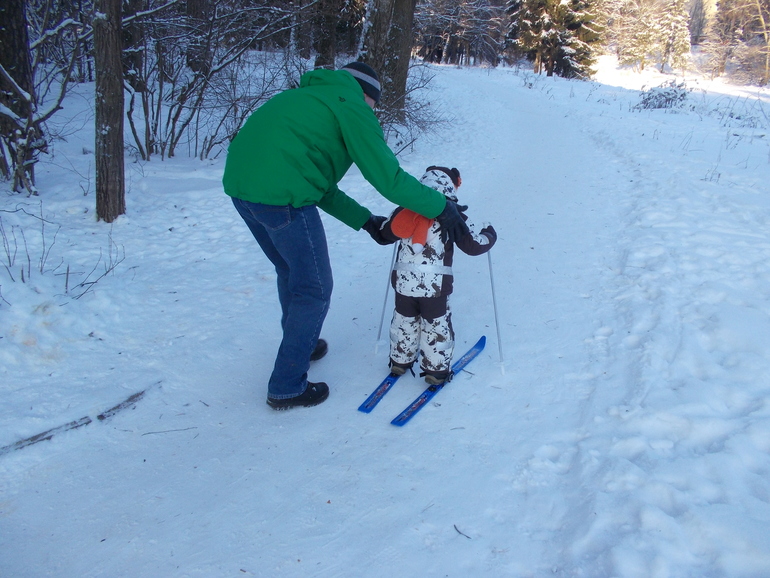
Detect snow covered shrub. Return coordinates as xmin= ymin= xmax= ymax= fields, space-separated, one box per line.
xmin=633 ymin=80 xmax=691 ymax=110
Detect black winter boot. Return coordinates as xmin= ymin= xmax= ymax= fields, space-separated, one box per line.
xmin=310 ymin=339 xmax=328 ymax=361
xmin=267 ymin=382 xmax=329 ymax=410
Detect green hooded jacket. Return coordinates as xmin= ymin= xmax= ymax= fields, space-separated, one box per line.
xmin=222 ymin=68 xmax=447 ymax=230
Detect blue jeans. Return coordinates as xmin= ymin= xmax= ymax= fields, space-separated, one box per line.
xmin=231 ymin=197 xmax=333 ymax=399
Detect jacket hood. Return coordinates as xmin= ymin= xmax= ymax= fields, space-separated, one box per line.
xmin=300 ymin=68 xmax=362 ymax=95
xmin=419 ymin=169 xmax=458 ymax=202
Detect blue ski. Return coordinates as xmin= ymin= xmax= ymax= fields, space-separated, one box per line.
xmin=358 ymin=372 xmax=403 ymax=413
xmin=391 ymin=336 xmax=486 ymax=427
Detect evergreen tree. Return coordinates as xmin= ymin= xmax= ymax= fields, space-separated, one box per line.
xmin=614 ymin=0 xmax=691 ymax=72
xmin=507 ymin=0 xmax=600 ymax=77
xmin=658 ymin=0 xmax=692 ymax=71
xmin=616 ymin=0 xmax=661 ymax=71
xmin=553 ymin=0 xmax=602 ymax=77
xmin=508 ymin=0 xmax=552 ymax=73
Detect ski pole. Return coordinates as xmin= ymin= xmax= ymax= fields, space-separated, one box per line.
xmin=487 ymin=249 xmax=504 ymax=370
xmin=376 ymin=243 xmax=399 ymax=348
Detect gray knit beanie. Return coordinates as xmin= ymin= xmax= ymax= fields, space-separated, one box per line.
xmin=342 ymin=62 xmax=381 ymax=104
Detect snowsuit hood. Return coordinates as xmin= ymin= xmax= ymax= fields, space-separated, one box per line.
xmin=419 ymin=169 xmax=458 ymax=202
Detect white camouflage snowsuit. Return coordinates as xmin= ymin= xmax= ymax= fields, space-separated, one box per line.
xmin=381 ymin=169 xmax=497 ymax=380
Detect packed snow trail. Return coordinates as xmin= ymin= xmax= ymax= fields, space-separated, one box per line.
xmin=1 ymin=64 xmax=770 ymax=577
xmin=565 ymin=80 xmax=770 ymax=573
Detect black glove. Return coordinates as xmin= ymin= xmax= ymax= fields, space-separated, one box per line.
xmin=435 ymin=201 xmax=469 ymax=244
xmin=362 ymin=214 xmax=392 ymax=245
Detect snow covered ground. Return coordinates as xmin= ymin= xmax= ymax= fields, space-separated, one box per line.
xmin=1 ymin=56 xmax=770 ymax=577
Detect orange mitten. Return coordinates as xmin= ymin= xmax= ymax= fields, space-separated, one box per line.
xmin=391 ymin=209 xmax=434 ymax=252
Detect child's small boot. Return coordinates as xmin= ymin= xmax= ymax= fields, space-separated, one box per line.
xmin=422 ymin=369 xmax=451 ymax=386
xmin=389 ymin=359 xmax=414 ymax=376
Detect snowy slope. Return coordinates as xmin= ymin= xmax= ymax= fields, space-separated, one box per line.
xmin=1 ymin=59 xmax=770 ymax=577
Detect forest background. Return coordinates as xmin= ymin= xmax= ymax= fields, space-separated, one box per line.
xmin=0 ymin=0 xmax=768 ymax=216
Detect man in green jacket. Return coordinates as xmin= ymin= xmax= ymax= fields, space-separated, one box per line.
xmin=223 ymin=62 xmax=469 ymax=410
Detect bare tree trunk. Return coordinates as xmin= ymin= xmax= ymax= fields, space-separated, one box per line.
xmin=0 ymin=0 xmax=35 ymax=189
xmin=533 ymin=51 xmax=542 ymax=74
xmin=94 ymin=0 xmax=126 ymax=222
xmin=76 ymin=0 xmax=94 ymax=81
xmin=187 ymin=0 xmax=212 ymax=75
xmin=314 ymin=0 xmax=343 ymax=68
xmin=292 ymin=0 xmax=313 ymax=60
xmin=689 ymin=0 xmax=708 ymax=44
xmin=754 ymin=0 xmax=770 ymax=85
xmin=382 ymin=0 xmax=416 ymax=118
xmin=358 ymin=0 xmax=397 ymax=73
xmin=122 ymin=0 xmax=146 ymax=91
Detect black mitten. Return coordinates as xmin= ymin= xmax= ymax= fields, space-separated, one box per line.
xmin=435 ymin=201 xmax=470 ymax=243
xmin=362 ymin=214 xmax=393 ymax=245
xmin=480 ymin=225 xmax=497 ymax=244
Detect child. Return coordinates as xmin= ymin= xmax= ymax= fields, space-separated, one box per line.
xmin=380 ymin=166 xmax=497 ymax=384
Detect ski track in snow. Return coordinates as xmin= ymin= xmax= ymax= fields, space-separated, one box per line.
xmin=570 ymin=75 xmax=770 ymax=573
xmin=1 ymin=62 xmax=770 ymax=577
